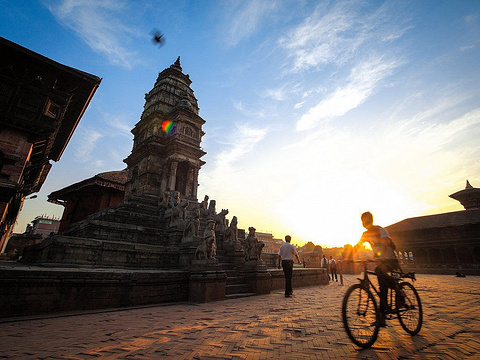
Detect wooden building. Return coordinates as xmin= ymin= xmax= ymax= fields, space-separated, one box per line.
xmin=0 ymin=36 xmax=101 ymax=254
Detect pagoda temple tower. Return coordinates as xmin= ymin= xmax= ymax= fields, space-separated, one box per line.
xmin=449 ymin=180 xmax=480 ymax=210
xmin=124 ymin=57 xmax=206 ymax=201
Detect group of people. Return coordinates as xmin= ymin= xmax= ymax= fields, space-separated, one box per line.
xmin=321 ymin=254 xmax=339 ymax=282
xmin=278 ymin=211 xmax=400 ymax=326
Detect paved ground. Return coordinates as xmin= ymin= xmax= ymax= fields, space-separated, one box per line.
xmin=1 ymin=274 xmax=479 ymax=360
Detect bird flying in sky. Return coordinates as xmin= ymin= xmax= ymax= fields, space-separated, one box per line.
xmin=150 ymin=29 xmax=165 ymax=47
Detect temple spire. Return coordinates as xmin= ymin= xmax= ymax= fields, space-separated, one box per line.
xmin=171 ymin=56 xmax=182 ymax=71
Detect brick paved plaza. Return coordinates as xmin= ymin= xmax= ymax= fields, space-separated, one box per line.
xmin=1 ymin=274 xmax=479 ymax=359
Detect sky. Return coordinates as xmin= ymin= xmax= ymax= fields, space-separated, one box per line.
xmin=1 ymin=0 xmax=480 ymax=248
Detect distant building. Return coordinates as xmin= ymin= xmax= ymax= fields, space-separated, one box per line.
xmin=0 ymin=36 xmax=101 ymax=254
xmin=4 ymin=214 xmax=59 ymax=259
xmin=386 ymin=180 xmax=480 ymax=267
xmin=26 ymin=215 xmax=61 ymax=238
xmin=256 ymin=232 xmax=284 ymax=254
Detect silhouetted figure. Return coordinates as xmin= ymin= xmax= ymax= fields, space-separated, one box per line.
xmin=321 ymin=254 xmax=329 ymax=280
xmin=329 ymin=256 xmax=338 ymax=281
xmin=354 ymin=211 xmax=400 ymax=327
xmin=278 ymin=235 xmax=301 ymax=298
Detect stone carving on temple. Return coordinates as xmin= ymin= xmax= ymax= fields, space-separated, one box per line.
xmin=170 ymin=198 xmax=189 ymax=228
xmin=205 ymin=199 xmax=217 ymax=223
xmin=223 ymin=215 xmax=244 ymax=254
xmin=195 ymin=220 xmax=216 ymax=260
xmin=215 ymin=209 xmax=229 ymax=231
xmin=168 ymin=191 xmax=180 ymax=209
xmin=183 ymin=204 xmax=200 ymax=241
xmin=160 ymin=190 xmax=171 ymax=208
xmin=244 ymin=226 xmax=265 ymax=261
xmin=224 ymin=216 xmax=238 ymax=244
xmin=199 ymin=195 xmax=208 ymax=218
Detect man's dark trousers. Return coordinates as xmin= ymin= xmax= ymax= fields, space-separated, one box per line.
xmin=282 ymin=260 xmax=294 ymax=296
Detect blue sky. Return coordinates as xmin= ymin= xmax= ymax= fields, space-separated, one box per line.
xmin=2 ymin=0 xmax=480 ymax=247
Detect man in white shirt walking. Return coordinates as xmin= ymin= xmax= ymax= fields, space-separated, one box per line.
xmin=278 ymin=235 xmax=301 ymax=298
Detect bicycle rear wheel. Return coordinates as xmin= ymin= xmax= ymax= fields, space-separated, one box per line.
xmin=342 ymin=284 xmax=380 ymax=348
xmin=396 ymin=281 xmax=423 ymax=335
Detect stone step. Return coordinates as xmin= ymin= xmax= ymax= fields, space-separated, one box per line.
xmin=226 ymin=276 xmax=246 ymax=285
xmin=98 ymin=205 xmax=164 ymax=218
xmin=226 ymin=283 xmax=251 ymax=295
xmin=219 ymin=261 xmax=237 ymax=269
xmin=224 ymin=269 xmax=239 ymax=277
xmin=226 ymin=292 xmax=256 ymax=300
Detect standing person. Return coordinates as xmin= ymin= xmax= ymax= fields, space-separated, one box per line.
xmin=329 ymin=256 xmax=338 ymax=282
xmin=354 ymin=211 xmax=400 ymax=326
xmin=278 ymin=235 xmax=301 ymax=298
xmin=321 ymin=254 xmax=330 ymax=280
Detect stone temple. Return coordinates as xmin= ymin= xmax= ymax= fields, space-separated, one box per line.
xmin=23 ymin=57 xmax=246 ymax=270
xmin=2 ymin=58 xmax=327 ymax=317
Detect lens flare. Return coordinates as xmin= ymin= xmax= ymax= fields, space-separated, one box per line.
xmin=161 ymin=120 xmax=174 ymax=134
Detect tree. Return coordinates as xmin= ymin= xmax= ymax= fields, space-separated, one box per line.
xmin=303 ymin=241 xmax=316 ymax=252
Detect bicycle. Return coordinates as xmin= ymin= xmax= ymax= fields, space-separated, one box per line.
xmin=341 ymin=260 xmax=423 ymax=348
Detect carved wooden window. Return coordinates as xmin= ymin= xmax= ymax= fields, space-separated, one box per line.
xmin=44 ymin=99 xmax=62 ymax=119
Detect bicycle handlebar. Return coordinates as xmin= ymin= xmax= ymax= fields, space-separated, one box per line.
xmin=344 ymin=259 xmax=417 ymax=281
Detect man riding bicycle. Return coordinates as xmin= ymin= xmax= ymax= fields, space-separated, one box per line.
xmin=353 ymin=211 xmax=401 ymax=326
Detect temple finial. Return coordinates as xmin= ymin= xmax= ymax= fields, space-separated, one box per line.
xmin=170 ymin=56 xmax=182 ymax=72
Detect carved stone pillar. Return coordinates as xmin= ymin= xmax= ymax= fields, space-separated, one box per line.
xmin=160 ymin=170 xmax=168 ymax=194
xmin=186 ymin=167 xmax=194 ymax=197
xmin=192 ymin=168 xmax=199 ymax=199
xmin=168 ymin=161 xmax=178 ymax=191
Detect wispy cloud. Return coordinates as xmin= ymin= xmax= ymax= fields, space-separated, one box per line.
xmin=279 ymin=2 xmax=361 ymax=71
xmin=103 ymin=113 xmax=134 ymax=138
xmin=74 ymin=127 xmax=103 ymax=161
xmin=278 ymin=2 xmax=410 ymax=72
xmin=261 ymin=86 xmax=286 ymax=101
xmin=296 ymin=56 xmax=402 ymax=131
xmin=214 ymin=123 xmax=268 ymax=170
xmin=294 ymin=100 xmax=306 ymax=109
xmin=220 ymin=0 xmax=277 ymax=47
xmin=200 ymin=122 xmax=268 ymax=202
xmin=43 ymin=0 xmax=139 ymax=69
xmin=233 ymin=99 xmax=267 ymax=118
xmin=460 ymin=13 xmax=480 ymax=51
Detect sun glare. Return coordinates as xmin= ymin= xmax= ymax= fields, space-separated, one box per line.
xmin=362 ymin=241 xmax=372 ymax=250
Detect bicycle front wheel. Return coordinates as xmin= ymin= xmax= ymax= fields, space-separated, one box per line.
xmin=342 ymin=284 xmax=380 ymax=348
xmin=396 ymin=281 xmax=423 ymax=335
